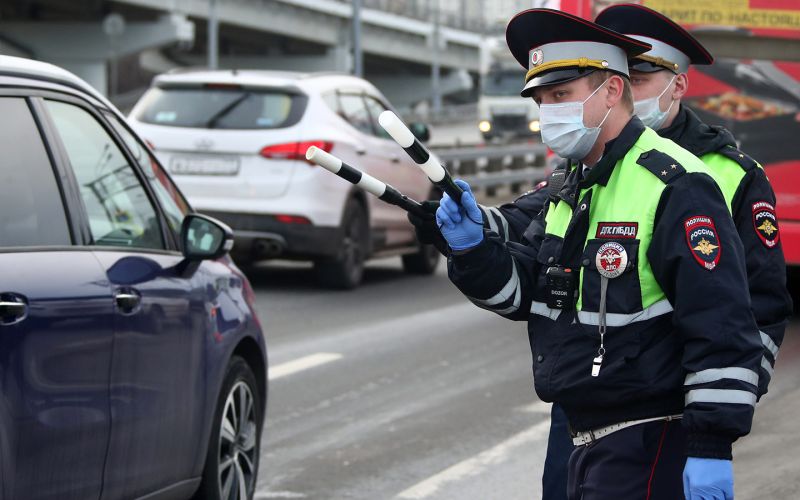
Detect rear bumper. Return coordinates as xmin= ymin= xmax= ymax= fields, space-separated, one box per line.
xmin=201 ymin=211 xmax=342 ymax=261
xmin=781 ymin=219 xmax=800 ymax=266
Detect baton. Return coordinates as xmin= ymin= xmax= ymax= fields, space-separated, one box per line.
xmin=377 ymin=110 xmax=464 ymax=204
xmin=305 ymin=146 xmax=428 ymax=218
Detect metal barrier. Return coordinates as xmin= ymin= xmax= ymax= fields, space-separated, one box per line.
xmin=432 ymin=143 xmax=549 ymax=196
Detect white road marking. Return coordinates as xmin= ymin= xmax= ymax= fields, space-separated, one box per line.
xmin=395 ymin=420 xmax=551 ymax=499
xmin=256 ymin=492 xmax=307 ymax=499
xmin=517 ymin=401 xmax=552 ymax=414
xmin=269 ymin=352 xmax=343 ymax=380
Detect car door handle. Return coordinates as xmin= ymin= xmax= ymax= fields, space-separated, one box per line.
xmin=0 ymin=297 xmax=27 ymax=325
xmin=390 ymin=154 xmax=401 ymax=163
xmin=115 ymin=291 xmax=141 ymax=313
xmin=355 ymin=146 xmax=367 ymax=156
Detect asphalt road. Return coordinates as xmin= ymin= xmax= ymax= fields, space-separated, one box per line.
xmin=249 ymin=258 xmax=800 ymax=499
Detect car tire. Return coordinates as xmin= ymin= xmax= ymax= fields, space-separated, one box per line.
xmin=194 ymin=356 xmax=262 ymax=500
xmin=401 ymin=243 xmax=440 ymax=275
xmin=314 ymin=199 xmax=368 ymax=289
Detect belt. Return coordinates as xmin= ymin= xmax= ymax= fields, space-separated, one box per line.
xmin=571 ymin=414 xmax=683 ymax=446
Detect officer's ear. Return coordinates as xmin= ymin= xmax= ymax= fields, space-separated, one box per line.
xmin=672 ymin=73 xmax=689 ymax=101
xmin=604 ymin=74 xmax=626 ymax=110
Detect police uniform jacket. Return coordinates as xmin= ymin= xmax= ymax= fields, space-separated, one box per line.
xmin=448 ymin=117 xmax=763 ymax=460
xmin=661 ymin=105 xmax=792 ymax=396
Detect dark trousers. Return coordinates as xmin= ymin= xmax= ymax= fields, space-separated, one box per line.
xmin=543 ymin=403 xmax=573 ymax=500
xmin=567 ymin=419 xmax=686 ymax=500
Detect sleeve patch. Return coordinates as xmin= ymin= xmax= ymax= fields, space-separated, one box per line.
xmin=752 ymin=201 xmax=780 ymax=248
xmin=685 ymin=216 xmax=721 ymax=271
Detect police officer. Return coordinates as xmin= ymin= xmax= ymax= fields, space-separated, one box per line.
xmin=435 ymin=9 xmax=763 ymax=499
xmin=595 ymin=3 xmax=792 ymax=399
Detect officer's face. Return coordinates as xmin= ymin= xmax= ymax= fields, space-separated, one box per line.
xmin=531 ymin=76 xmax=612 ymax=129
xmin=630 ymin=70 xmax=676 ymax=108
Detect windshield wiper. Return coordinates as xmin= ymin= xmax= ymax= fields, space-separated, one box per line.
xmin=204 ymin=92 xmax=252 ymax=128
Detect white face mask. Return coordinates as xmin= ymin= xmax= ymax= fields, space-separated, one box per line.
xmin=539 ymin=79 xmax=612 ymax=160
xmin=633 ymin=75 xmax=677 ymax=130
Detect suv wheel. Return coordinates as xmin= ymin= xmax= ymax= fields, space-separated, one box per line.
xmin=401 ymin=243 xmax=440 ymax=275
xmin=315 ymin=199 xmax=368 ymax=289
xmin=195 ymin=356 xmax=262 ymax=500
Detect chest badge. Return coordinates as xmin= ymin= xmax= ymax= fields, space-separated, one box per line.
xmin=595 ymin=242 xmax=628 ymax=279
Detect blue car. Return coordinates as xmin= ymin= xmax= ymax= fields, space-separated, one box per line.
xmin=0 ymin=56 xmax=267 ymax=500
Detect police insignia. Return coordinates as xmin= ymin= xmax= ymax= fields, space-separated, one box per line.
xmin=684 ymin=216 xmax=721 ymax=270
xmin=595 ymin=242 xmax=627 ymax=279
xmin=752 ymin=201 xmax=780 ymax=248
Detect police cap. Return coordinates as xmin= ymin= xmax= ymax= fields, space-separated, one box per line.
xmin=595 ymin=4 xmax=714 ymax=74
xmin=506 ymin=8 xmax=651 ymax=97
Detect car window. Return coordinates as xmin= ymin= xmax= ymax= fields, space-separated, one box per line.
xmin=363 ymin=96 xmax=393 ymax=140
xmin=0 ymin=97 xmax=71 ymax=247
xmin=338 ymin=94 xmax=374 ymax=136
xmin=134 ymin=86 xmax=307 ymax=130
xmin=105 ymin=113 xmax=190 ymax=236
xmin=45 ymin=100 xmax=165 ymax=250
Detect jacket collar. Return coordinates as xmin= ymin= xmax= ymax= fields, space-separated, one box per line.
xmin=579 ymin=115 xmax=646 ymax=189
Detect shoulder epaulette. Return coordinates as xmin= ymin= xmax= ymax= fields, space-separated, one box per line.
xmin=636 ymin=149 xmax=686 ymax=184
xmin=716 ymin=145 xmax=758 ymax=172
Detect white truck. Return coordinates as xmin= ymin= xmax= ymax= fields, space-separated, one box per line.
xmin=477 ymin=36 xmax=540 ymax=143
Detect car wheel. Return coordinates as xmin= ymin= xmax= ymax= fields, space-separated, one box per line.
xmin=401 ymin=243 xmax=440 ymax=275
xmin=314 ymin=199 xmax=368 ymax=289
xmin=194 ymin=356 xmax=262 ymax=500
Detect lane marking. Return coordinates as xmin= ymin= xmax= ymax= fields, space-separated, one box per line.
xmin=395 ymin=420 xmax=551 ymax=499
xmin=256 ymin=492 xmax=307 ymax=499
xmin=269 ymin=352 xmax=343 ymax=380
xmin=517 ymin=401 xmax=552 ymax=414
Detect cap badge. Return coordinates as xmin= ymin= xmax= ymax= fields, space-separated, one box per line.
xmin=530 ymin=49 xmax=544 ymax=67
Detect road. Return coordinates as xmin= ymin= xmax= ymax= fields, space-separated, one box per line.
xmin=250 ymin=258 xmax=800 ymax=499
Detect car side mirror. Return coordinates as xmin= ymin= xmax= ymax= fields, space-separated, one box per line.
xmin=181 ymin=214 xmax=234 ymax=261
xmin=408 ymin=122 xmax=431 ymax=143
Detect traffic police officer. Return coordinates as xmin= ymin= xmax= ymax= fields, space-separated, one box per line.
xmin=595 ymin=3 xmax=792 ymax=399
xmin=434 ymin=9 xmax=763 ymax=499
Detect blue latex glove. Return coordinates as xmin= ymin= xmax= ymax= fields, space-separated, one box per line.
xmin=683 ymin=457 xmax=734 ymax=500
xmin=435 ymin=179 xmax=483 ymax=251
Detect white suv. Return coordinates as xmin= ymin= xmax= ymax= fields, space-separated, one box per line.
xmin=129 ymin=70 xmax=440 ymax=288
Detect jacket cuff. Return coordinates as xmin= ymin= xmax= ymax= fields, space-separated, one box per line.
xmin=450 ymin=238 xmax=494 ymax=268
xmin=685 ymin=432 xmax=733 ymax=460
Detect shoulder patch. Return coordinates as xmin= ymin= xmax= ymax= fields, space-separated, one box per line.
xmin=752 ymin=201 xmax=780 ymax=248
xmin=717 ymin=145 xmax=758 ymax=172
xmin=685 ymin=215 xmax=721 ymax=271
xmin=636 ymin=150 xmax=686 ymax=183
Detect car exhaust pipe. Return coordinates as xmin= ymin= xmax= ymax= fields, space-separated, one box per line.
xmin=253 ymin=239 xmax=284 ymax=258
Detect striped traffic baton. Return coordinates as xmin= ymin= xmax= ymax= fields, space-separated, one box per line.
xmin=377 ymin=110 xmax=464 ymax=204
xmin=305 ymin=146 xmax=427 ymax=218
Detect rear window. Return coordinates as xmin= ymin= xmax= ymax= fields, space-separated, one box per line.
xmin=134 ymin=86 xmax=307 ymax=129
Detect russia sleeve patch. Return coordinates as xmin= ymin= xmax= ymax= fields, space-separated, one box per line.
xmin=685 ymin=216 xmax=721 ymax=271
xmin=752 ymin=201 xmax=780 ymax=249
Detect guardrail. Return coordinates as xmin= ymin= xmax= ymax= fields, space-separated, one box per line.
xmin=432 ymin=143 xmax=549 ymax=197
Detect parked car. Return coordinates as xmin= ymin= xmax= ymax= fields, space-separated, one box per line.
xmin=128 ymin=70 xmax=441 ymax=288
xmin=0 ymin=55 xmax=267 ymax=500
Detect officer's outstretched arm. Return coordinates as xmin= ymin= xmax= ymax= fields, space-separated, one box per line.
xmin=731 ymin=166 xmax=792 ymax=398
xmin=648 ymin=172 xmax=762 ymax=460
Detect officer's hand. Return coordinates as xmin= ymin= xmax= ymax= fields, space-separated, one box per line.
xmin=436 ymin=179 xmax=483 ymax=251
xmin=683 ymin=458 xmax=734 ymax=499
xmin=407 ymin=200 xmax=449 ymax=256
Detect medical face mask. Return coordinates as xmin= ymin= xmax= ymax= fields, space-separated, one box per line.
xmin=539 ymin=79 xmax=613 ymax=160
xmin=633 ymin=75 xmax=677 ymax=130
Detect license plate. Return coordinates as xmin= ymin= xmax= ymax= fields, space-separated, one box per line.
xmin=169 ymin=156 xmax=240 ymax=175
